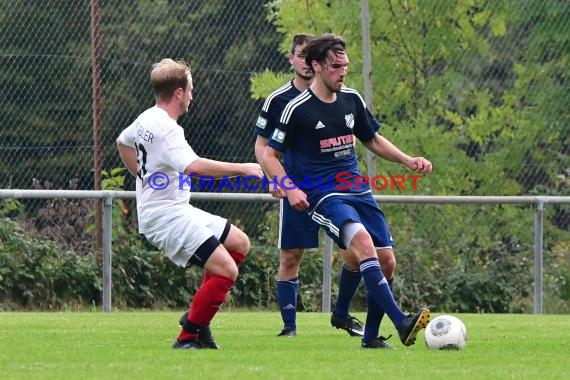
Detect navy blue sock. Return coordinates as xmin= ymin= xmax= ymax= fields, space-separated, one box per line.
xmin=360 ymin=258 xmax=405 ymax=329
xmin=363 ymin=290 xmax=382 ymax=343
xmin=333 ymin=265 xmax=361 ymax=318
xmin=363 ymin=277 xmax=395 ymax=343
xmin=377 ymin=278 xmax=394 ymax=326
xmin=277 ymin=277 xmax=298 ymax=330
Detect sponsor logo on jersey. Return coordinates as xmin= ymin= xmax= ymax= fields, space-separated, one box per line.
xmin=272 ymin=128 xmax=286 ymax=143
xmin=315 ymin=121 xmax=325 ymax=129
xmin=319 ymin=134 xmax=354 ymax=149
xmin=256 ymin=116 xmax=267 ymax=129
xmin=345 ymin=113 xmax=355 ymax=129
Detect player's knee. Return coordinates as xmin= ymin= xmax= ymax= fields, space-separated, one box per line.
xmin=377 ymin=249 xmax=396 ymax=279
xmin=280 ymin=249 xmax=303 ymax=271
xmin=221 ymin=260 xmax=239 ymax=280
xmin=381 ymin=256 xmax=396 ymax=279
xmin=341 ymin=249 xmax=359 ymax=270
xmin=206 ymin=247 xmax=240 ymax=280
xmin=350 ymin=230 xmax=376 ymax=259
xmin=238 ymin=233 xmax=251 ymax=256
xmin=227 ymin=227 xmax=251 ymax=255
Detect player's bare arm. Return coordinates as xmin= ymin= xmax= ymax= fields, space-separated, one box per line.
xmin=255 ymin=135 xmax=286 ymax=199
xmin=363 ymin=133 xmax=432 ymax=173
xmin=184 ymin=158 xmax=263 ymax=178
xmin=116 ymin=139 xmax=138 ymax=177
xmin=254 ymin=135 xmax=269 ymax=165
xmin=263 ymin=146 xmax=309 ymax=211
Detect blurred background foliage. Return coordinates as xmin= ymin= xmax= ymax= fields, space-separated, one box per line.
xmin=0 ymin=0 xmax=568 ymax=313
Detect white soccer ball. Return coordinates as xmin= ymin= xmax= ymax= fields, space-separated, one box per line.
xmin=424 ymin=315 xmax=467 ymax=350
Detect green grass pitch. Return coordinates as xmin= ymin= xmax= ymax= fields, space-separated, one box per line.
xmin=0 ymin=312 xmax=569 ymax=379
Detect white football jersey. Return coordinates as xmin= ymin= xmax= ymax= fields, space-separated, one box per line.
xmin=118 ymin=106 xmax=199 ymax=231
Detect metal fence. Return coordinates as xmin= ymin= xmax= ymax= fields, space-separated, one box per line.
xmin=1 ymin=189 xmax=569 ymax=314
xmin=0 ymin=1 xmax=569 ymax=312
xmin=1 ymin=1 xmax=568 ymax=215
xmin=1 ymin=0 xmax=288 ymax=245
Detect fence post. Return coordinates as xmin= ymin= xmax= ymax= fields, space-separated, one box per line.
xmin=322 ymin=236 xmax=333 ymax=312
xmin=102 ymin=194 xmax=113 ymax=312
xmin=533 ymin=197 xmax=545 ymax=314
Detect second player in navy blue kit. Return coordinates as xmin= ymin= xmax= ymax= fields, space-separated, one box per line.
xmin=255 ymin=34 xmax=364 ymax=337
xmin=263 ymin=34 xmax=433 ymax=348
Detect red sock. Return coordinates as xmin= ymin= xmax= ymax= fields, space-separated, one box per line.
xmin=228 ymin=251 xmax=246 ymax=266
xmin=177 ymin=329 xmax=198 ymax=342
xmin=200 ymin=272 xmax=212 ymax=286
xmin=178 ymin=307 xmax=197 ymax=341
xmin=188 ymin=274 xmax=234 ymax=326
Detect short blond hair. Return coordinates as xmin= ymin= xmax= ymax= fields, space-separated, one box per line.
xmin=150 ymin=58 xmax=191 ymax=101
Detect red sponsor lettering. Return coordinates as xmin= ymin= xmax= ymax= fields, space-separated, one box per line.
xmin=320 ymin=134 xmax=354 ymax=149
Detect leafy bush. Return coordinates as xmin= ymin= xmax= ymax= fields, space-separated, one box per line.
xmin=1 ymin=198 xmax=568 ymax=313
xmin=110 ymin=237 xmax=197 ymax=309
xmin=0 ymin=217 xmax=101 ymax=310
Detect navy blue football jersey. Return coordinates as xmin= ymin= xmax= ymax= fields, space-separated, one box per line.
xmin=268 ymin=87 xmax=380 ymax=208
xmin=255 ymin=80 xmax=301 ymax=139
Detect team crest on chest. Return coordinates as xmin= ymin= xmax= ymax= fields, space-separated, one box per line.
xmin=345 ymin=113 xmax=355 ymax=129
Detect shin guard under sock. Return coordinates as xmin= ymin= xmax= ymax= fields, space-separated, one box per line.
xmin=360 ymin=258 xmax=405 ymax=328
xmin=228 ymin=251 xmax=246 ymax=266
xmin=333 ymin=265 xmax=361 ymax=318
xmin=277 ymin=277 xmax=299 ymax=329
xmin=182 ymin=274 xmax=234 ymax=338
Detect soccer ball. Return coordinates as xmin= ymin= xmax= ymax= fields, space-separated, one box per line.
xmin=424 ymin=315 xmax=467 ymax=350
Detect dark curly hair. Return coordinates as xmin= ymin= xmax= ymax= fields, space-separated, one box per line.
xmin=302 ymin=34 xmax=346 ymax=74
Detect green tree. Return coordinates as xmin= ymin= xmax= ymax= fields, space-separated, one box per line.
xmin=251 ymin=0 xmax=570 ymax=312
xmin=1 ymin=0 xmax=285 ymax=235
xmin=0 ymin=0 xmax=92 ymax=189
xmin=97 ymin=0 xmax=284 ymax=234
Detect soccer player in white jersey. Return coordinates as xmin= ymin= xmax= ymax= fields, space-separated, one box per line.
xmin=117 ymin=58 xmax=263 ymax=350
xmin=263 ymin=34 xmax=432 ymax=349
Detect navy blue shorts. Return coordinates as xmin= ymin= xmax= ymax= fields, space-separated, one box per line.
xmin=278 ymin=198 xmax=320 ymax=249
xmin=310 ymin=192 xmax=393 ymax=250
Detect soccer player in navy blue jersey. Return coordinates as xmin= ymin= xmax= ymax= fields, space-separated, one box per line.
xmin=263 ymin=34 xmax=432 ymax=348
xmin=255 ymin=34 xmax=364 ymax=338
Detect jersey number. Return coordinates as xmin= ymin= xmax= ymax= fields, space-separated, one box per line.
xmin=136 ymin=143 xmax=148 ymax=181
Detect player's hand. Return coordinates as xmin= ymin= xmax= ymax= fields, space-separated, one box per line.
xmin=261 ymin=172 xmax=286 ymax=198
xmin=406 ymin=157 xmax=432 ymax=173
xmin=241 ymin=163 xmax=264 ymax=178
xmin=270 ymin=187 xmax=286 ymax=199
xmin=286 ymin=188 xmax=309 ymax=211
